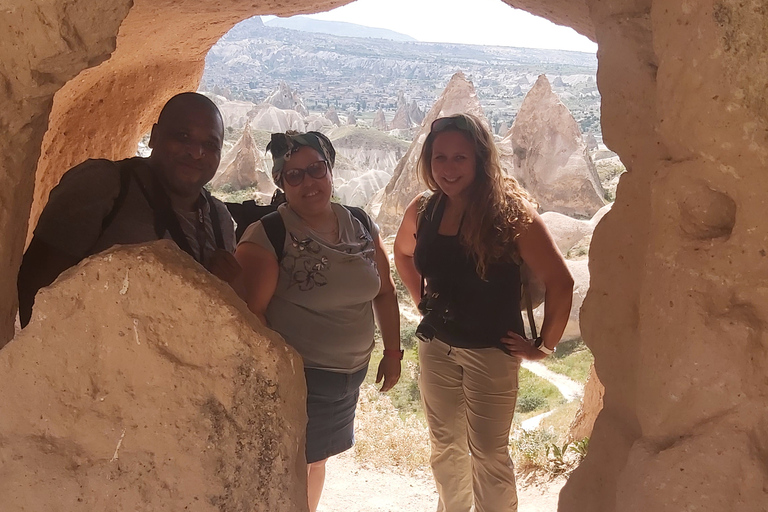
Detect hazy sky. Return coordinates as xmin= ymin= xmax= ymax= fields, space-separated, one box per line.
xmin=299 ymin=0 xmax=596 ymax=53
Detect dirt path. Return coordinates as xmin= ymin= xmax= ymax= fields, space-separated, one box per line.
xmin=520 ymin=361 xmax=583 ymax=402
xmin=320 ymin=451 xmax=565 ymax=512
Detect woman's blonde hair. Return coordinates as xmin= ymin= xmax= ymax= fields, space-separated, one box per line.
xmin=418 ymin=113 xmax=537 ymax=278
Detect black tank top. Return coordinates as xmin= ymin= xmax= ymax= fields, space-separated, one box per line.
xmin=413 ymin=194 xmax=524 ymax=349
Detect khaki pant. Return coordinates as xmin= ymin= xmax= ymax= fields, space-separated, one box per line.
xmin=419 ymin=338 xmax=520 ymax=512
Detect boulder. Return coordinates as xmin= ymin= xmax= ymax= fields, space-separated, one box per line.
xmin=374 ymin=72 xmax=487 ymax=235
xmin=0 ymin=241 xmax=307 ymax=511
xmin=503 ymin=74 xmax=606 ymax=217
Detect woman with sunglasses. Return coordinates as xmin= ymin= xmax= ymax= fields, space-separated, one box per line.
xmin=235 ymin=131 xmax=402 ymax=512
xmin=394 ymin=114 xmax=573 ymax=511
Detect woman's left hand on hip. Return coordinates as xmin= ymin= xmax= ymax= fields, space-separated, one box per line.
xmin=500 ymin=331 xmax=548 ymax=361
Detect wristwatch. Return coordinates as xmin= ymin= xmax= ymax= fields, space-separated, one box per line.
xmin=533 ymin=337 xmax=554 ymax=355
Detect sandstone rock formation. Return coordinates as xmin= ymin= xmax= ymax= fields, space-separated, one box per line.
xmin=532 ymin=258 xmax=589 ymax=342
xmin=408 ymin=100 xmax=425 ymax=125
xmin=346 ymin=110 xmax=357 ymax=126
xmin=374 ymin=72 xmax=487 ymax=234
xmin=389 ymin=92 xmax=421 ymax=130
xmin=569 ymin=364 xmax=604 ymax=442
xmin=389 ymin=104 xmax=412 ymax=130
xmin=329 ymin=153 xmax=365 ymax=185
xmin=329 ymin=126 xmax=409 ymax=175
xmin=305 ymin=114 xmax=335 ymax=132
xmin=372 ymin=109 xmax=388 ymax=131
xmin=541 ymin=203 xmax=612 ymax=255
xmin=325 ymin=107 xmax=341 ymax=126
xmin=250 ymin=104 xmax=306 ymax=133
xmin=265 ymin=81 xmax=308 ymax=116
xmin=336 ymin=169 xmax=392 ymax=208
xmin=216 ymin=98 xmax=258 ymax=129
xmin=211 ymin=121 xmax=275 ymax=194
xmin=585 ymin=131 xmax=599 ymax=152
xmin=0 ymin=241 xmax=307 ymax=511
xmin=504 ymin=74 xmax=606 ymax=217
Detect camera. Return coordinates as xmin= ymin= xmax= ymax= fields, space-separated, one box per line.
xmin=415 ymin=292 xmax=455 ymax=343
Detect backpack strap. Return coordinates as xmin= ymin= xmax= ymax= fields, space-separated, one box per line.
xmin=344 ymin=205 xmax=373 ymax=235
xmin=415 ymin=192 xmax=439 ymax=299
xmin=260 ymin=205 xmax=372 ymax=264
xmin=203 ymin=189 xmax=226 ymax=251
xmin=415 ymin=191 xmax=439 ymax=235
xmin=86 ymin=160 xmax=133 ymax=257
xmin=99 ymin=162 xmax=132 ymax=236
xmin=261 ymin=210 xmax=287 ymax=263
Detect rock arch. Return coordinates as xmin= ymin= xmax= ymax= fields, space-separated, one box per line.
xmin=2 ymin=1 xmax=767 ymax=511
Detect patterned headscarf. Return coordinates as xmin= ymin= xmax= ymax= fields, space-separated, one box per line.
xmin=267 ymin=131 xmax=336 ymax=187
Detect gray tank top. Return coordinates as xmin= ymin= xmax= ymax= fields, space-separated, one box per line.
xmin=239 ymin=203 xmax=381 ymax=372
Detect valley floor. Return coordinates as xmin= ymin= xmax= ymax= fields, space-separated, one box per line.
xmin=320 ymin=450 xmax=566 ymax=512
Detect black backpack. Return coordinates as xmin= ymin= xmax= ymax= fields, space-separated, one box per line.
xmin=225 ymin=196 xmax=373 ymax=262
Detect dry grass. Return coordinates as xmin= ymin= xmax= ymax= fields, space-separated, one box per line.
xmin=353 ymin=384 xmax=432 ymax=474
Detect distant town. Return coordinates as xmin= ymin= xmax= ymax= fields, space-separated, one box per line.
xmin=201 ymin=16 xmax=601 ymax=138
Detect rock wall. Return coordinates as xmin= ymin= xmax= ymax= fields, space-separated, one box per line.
xmin=0 ymin=0 xmax=133 ymax=346
xmin=0 ymin=242 xmax=308 ymax=511
xmin=560 ymin=1 xmax=768 ymax=511
xmin=569 ymin=364 xmax=605 ymax=443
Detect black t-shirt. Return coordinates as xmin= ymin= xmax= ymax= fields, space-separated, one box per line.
xmin=413 ymin=194 xmax=524 ymax=349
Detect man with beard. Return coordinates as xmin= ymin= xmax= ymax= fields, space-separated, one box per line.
xmin=18 ymin=92 xmax=240 ymax=327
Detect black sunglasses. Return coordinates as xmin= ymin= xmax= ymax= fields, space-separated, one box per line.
xmin=283 ymin=160 xmax=329 ymax=187
xmin=430 ymin=115 xmax=474 ymax=134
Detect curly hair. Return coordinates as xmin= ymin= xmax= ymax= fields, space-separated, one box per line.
xmin=418 ymin=113 xmax=537 ymax=278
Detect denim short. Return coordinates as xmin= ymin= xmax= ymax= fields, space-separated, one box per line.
xmin=304 ymin=365 xmax=368 ymax=464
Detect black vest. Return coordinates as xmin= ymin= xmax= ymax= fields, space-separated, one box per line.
xmin=413 ymin=194 xmax=524 ymax=349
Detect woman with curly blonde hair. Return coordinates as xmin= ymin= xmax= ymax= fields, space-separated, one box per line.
xmin=394 ymin=113 xmax=573 ymax=511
